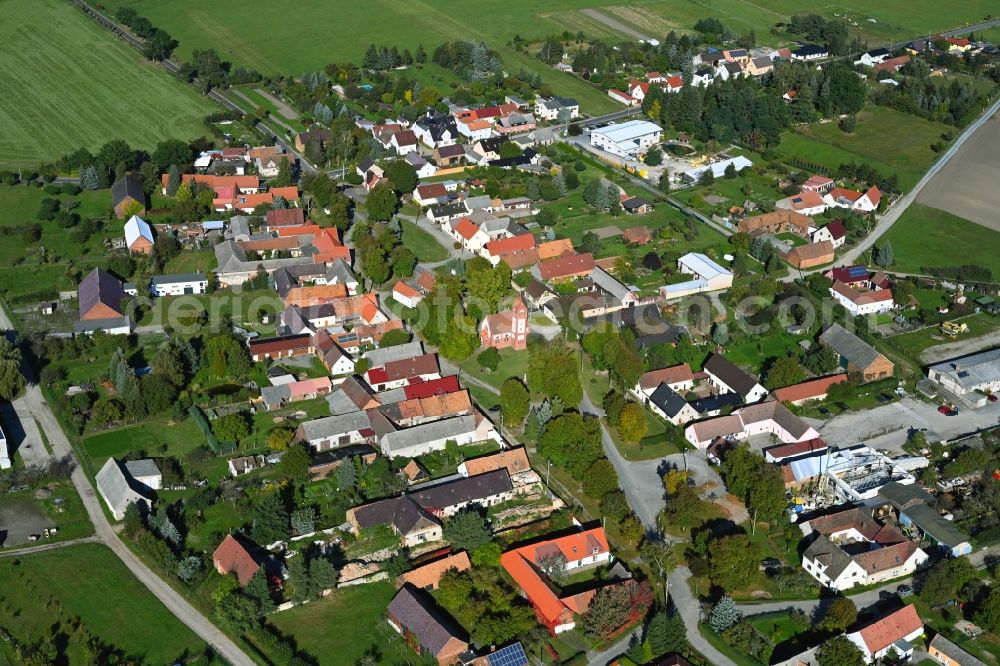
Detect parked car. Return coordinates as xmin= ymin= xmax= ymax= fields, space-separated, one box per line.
xmin=988 ymin=394 xmax=998 ymax=403
xmin=878 ymin=394 xmax=893 ymax=403
xmin=836 ymin=402 xmax=849 ymax=412
xmin=938 ymin=405 xmax=952 ymax=415
xmin=897 ymin=584 xmax=914 ymax=596
xmin=818 ymin=407 xmax=831 ymax=416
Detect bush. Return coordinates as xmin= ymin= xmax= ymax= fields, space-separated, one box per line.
xmin=345 ymin=172 xmax=363 ymax=185
xmin=477 ymin=347 xmax=500 ymax=371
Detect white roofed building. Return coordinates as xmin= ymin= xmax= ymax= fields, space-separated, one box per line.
xmin=124 ymin=215 xmax=154 ymax=255
xmin=590 ymin=120 xmax=662 ymax=158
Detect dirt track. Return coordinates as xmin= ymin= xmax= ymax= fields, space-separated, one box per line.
xmin=580 ymin=8 xmax=650 ymax=41
xmin=921 ymin=328 xmax=1000 ymax=363
xmin=916 ymin=112 xmax=1000 ymax=231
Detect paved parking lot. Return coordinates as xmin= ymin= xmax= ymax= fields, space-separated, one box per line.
xmin=0 ymin=400 xmax=48 ymax=468
xmin=0 ymin=500 xmax=52 ymax=547
xmin=810 ymin=397 xmax=1000 ymax=452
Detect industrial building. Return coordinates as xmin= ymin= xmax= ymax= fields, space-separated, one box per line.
xmin=589 ymin=120 xmax=662 ymax=158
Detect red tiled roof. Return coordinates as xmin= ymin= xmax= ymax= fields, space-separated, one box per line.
xmin=416 ymin=183 xmax=447 ymax=199
xmin=538 ymin=252 xmax=596 ymax=281
xmin=454 ymin=218 xmax=481 ymax=241
xmin=832 ymin=280 xmax=894 ymax=305
xmin=772 ymin=375 xmax=848 ymax=403
xmin=639 ymin=364 xmax=694 ymax=390
xmin=484 ymin=233 xmax=535 ymax=257
xmin=212 ymin=534 xmax=260 ymax=586
xmin=394 ymin=281 xmax=420 ymax=299
xmin=248 ymin=333 xmax=312 ymax=356
xmin=266 ymin=208 xmax=305 ymax=227
xmin=402 ymin=376 xmax=460 ymax=399
xmin=501 ymin=527 xmax=610 ymax=626
xmin=764 ymin=437 xmax=828 ymax=461
xmin=858 ymin=604 xmax=922 ymax=655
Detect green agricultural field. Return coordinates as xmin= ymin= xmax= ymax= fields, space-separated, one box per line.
xmin=401 ymin=220 xmax=449 ymax=263
xmin=123 ymin=0 xmax=994 ymax=116
xmin=0 ymin=543 xmax=213 ymax=664
xmin=779 ymin=107 xmax=952 ymax=190
xmin=881 ymin=203 xmax=1000 ymax=278
xmin=0 ymin=0 xmax=216 ymax=167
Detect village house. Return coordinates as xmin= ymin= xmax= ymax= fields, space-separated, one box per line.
xmin=534 ymin=96 xmax=579 ymax=121
xmin=95 ymin=457 xmax=152 ymax=520
xmin=854 ymin=48 xmax=891 ymax=67
xmin=703 ymin=353 xmax=768 ymax=403
xmin=124 ymin=215 xmax=154 ymax=255
xmin=387 ymin=585 xmax=469 ymax=665
xmin=846 ymin=604 xmax=923 ymax=664
xmin=737 ymin=209 xmax=813 ymax=237
xmin=501 ymin=527 xmax=613 ymax=634
xmin=811 ymin=219 xmax=847 ymax=248
xmin=801 ymin=175 xmax=834 ymax=193
xmin=824 ymin=185 xmax=881 ymax=212
xmin=632 ymin=364 xmax=696 ymax=402
xmin=771 ymin=374 xmax=848 ymax=406
xmin=212 ymin=534 xmax=262 ymax=587
xmin=396 ymin=552 xmax=472 ymax=591
xmin=786 ymin=240 xmax=834 ymax=269
xmin=149 ymin=272 xmax=208 ymax=297
xmin=538 ymin=252 xmax=596 ymax=282
xmin=365 ymin=353 xmax=441 ymax=391
xmin=776 ymin=190 xmax=828 ymax=216
xmin=819 ymin=323 xmax=894 ymax=382
xmin=260 ymin=377 xmax=333 ymax=411
xmin=432 ymin=143 xmax=466 ymax=166
xmin=927 ymin=633 xmax=987 ymax=666
xmin=791 ymin=44 xmax=829 ymax=61
xmin=800 ymin=507 xmax=928 ymax=591
xmin=111 ymin=174 xmax=145 ymax=219
xmin=830 ymin=279 xmax=895 ymax=315
xmin=75 ymin=268 xmax=132 ymax=335
xmin=379 ymin=413 xmax=496 ymax=458
xmin=248 ymin=333 xmax=314 ymax=362
xmin=684 ymin=400 xmax=819 ymax=448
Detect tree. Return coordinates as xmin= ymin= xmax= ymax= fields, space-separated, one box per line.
xmin=498 ymin=142 xmax=523 ymax=159
xmin=279 ymin=444 xmax=311 ymax=481
xmin=708 ymin=534 xmax=763 ymax=593
xmin=584 ymin=580 xmax=644 ymax=640
xmin=205 ymin=335 xmax=251 ymax=378
xmin=384 ymin=160 xmax=417 ymax=194
xmin=538 ymin=412 xmax=602 ymax=479
xmin=804 ymin=346 xmax=839 ymax=375
xmin=360 ymin=244 xmax=390 ymax=285
xmin=177 ymin=555 xmax=202 ymax=583
xmin=617 ymin=402 xmax=648 ymax=443
xmin=639 ymin=539 xmax=677 ymax=602
xmin=245 ymin=568 xmax=276 ymax=615
xmin=766 ymin=355 xmax=806 ymax=389
xmin=975 ymin=588 xmax=1000 ymax=634
xmin=643 ymin=148 xmax=663 ymax=166
xmin=708 ymin=596 xmax=742 ymax=632
xmin=816 ymin=635 xmax=865 ymax=666
xmin=365 ymin=182 xmax=397 ymax=222
xmin=290 ymin=506 xmax=316 ymax=535
xmin=252 ymin=493 xmax=289 ymax=544
xmin=80 ymin=165 xmax=100 ymax=190
xmin=309 ymin=555 xmax=339 ymax=596
xmin=271 ymin=157 xmax=294 ymax=187
xmin=582 ymin=459 xmax=619 ymax=499
xmin=620 ymin=514 xmax=643 ymax=546
xmin=215 ymin=589 xmax=260 ymax=634
xmin=818 ymin=597 xmax=857 ymax=632
xmin=0 ymin=337 xmax=25 ymax=400
xmin=748 ymin=465 xmax=787 ymax=522
xmin=712 ymin=322 xmax=729 ymax=346
xmin=378 ymin=328 xmax=411 ymax=348
xmin=442 ymin=509 xmax=492 ymax=551
xmin=874 ymin=240 xmax=894 ymax=267
xmin=212 ymin=412 xmax=251 ymax=444
xmin=918 ymin=556 xmax=977 ymax=605
xmin=335 ymin=459 xmax=357 ymax=492
xmin=477 ymin=347 xmax=500 ymax=371
xmin=265 ymin=427 xmax=294 ymax=452
xmin=390 ymin=245 xmax=416 ymax=278
xmin=724 ymin=162 xmax=738 ymax=179
xmin=499 ymin=378 xmax=530 ymax=426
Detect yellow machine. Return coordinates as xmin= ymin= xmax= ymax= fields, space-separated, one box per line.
xmin=940 ymin=320 xmax=968 ymax=337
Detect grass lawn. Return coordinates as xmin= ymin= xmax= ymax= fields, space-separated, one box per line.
xmin=139 ymin=288 xmax=283 ymax=335
xmin=784 ymin=107 xmax=951 ymax=190
xmin=163 ymin=250 xmax=218 ymax=274
xmin=885 ymin=312 xmax=1000 ymax=363
xmin=401 ymin=220 xmax=449 ymax=263
xmin=610 ymin=409 xmax=683 ymax=461
xmin=746 ymin=611 xmax=806 ymax=647
xmin=459 ymin=347 xmax=532 ymax=393
xmin=0 ymin=543 xmax=212 ymax=663
xmin=881 ymin=203 xmax=1000 ymax=279
xmin=0 ymin=0 xmax=215 ymax=167
xmin=270 ymin=582 xmax=432 ymax=665
xmin=724 ymin=330 xmax=813 ymax=374
xmin=83 ymin=415 xmax=207 ymax=469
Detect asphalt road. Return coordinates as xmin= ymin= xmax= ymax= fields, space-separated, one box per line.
xmin=0 ymin=308 xmax=257 ymax=666
xmin=811 ymin=396 xmax=1000 ymax=453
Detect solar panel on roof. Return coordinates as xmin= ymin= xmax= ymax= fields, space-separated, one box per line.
xmin=487 ymin=643 xmax=528 ymax=666
xmin=847 ymin=266 xmax=868 ymax=278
